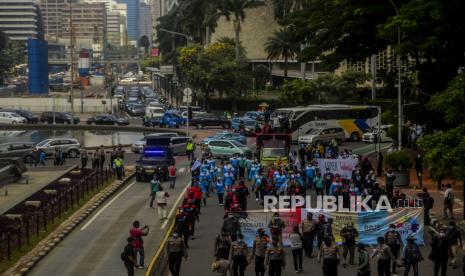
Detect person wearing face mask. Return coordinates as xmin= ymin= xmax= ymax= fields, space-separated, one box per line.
xmin=251 ymin=228 xmax=270 ymax=276
xmin=166 ymin=231 xmax=188 ymax=276
xmin=300 ymin=212 xmax=317 ymax=258
xmin=229 ymin=233 xmax=249 ymax=276
xmin=268 ymin=212 xmax=286 ymax=245
xmin=385 ymin=169 xmax=396 ymax=203
xmin=340 ymin=222 xmax=359 ymax=266
xmin=414 ymin=154 xmax=423 ymax=187
xmin=357 ymin=243 xmax=370 ymax=276
xmin=430 ymin=227 xmax=450 ymax=276
xmin=372 ymin=237 xmax=396 ymax=276
xmin=401 ymin=235 xmax=423 ymax=276
xmin=265 ymin=238 xmax=286 ymax=276
xmin=318 ymin=236 xmax=341 ymax=276
xmin=384 ymin=224 xmax=402 ymax=275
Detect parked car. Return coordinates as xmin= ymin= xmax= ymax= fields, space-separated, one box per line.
xmin=127 ymin=104 xmax=146 ymax=117
xmin=40 ymin=112 xmax=80 ymax=124
xmin=0 ymin=111 xmax=27 ymax=124
xmin=204 ymin=139 xmax=251 ymax=159
xmin=202 ymin=131 xmax=247 ymax=145
xmin=0 ymin=109 xmax=39 ymax=124
xmin=363 ymin=125 xmax=393 ymax=143
xmin=86 ymin=114 xmax=129 ymax=125
xmin=27 ymin=138 xmax=81 ymax=159
xmin=131 ymin=133 xmax=181 ymax=153
xmin=189 ymin=113 xmax=231 ymax=129
xmin=231 ymin=117 xmax=259 ymax=135
xmin=146 ymin=106 xmax=165 ymax=118
xmin=298 ymin=127 xmax=345 ymax=145
xmin=244 ymin=111 xmax=264 ymax=121
xmin=0 ymin=142 xmax=35 ymax=159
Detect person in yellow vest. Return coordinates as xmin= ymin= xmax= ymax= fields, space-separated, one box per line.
xmin=114 ymin=156 xmax=124 ymax=180
xmin=186 ymin=140 xmax=195 ymax=161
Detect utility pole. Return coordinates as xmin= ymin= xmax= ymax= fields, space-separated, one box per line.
xmin=371 ymin=54 xmax=377 ymax=100
xmin=69 ymin=2 xmax=75 ymax=123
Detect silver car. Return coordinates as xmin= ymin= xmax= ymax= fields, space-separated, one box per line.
xmin=298 ymin=127 xmax=346 ymax=145
xmin=34 ymin=138 xmax=81 ymax=158
xmin=131 ymin=133 xmax=181 ymax=154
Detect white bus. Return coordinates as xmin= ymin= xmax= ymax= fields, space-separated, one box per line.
xmin=272 ymin=104 xmax=380 ymax=141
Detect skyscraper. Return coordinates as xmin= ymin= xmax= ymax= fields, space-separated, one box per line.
xmin=120 ymin=0 xmax=139 ymax=43
xmin=139 ymin=1 xmax=151 ymax=44
xmin=0 ymin=0 xmax=43 ymax=40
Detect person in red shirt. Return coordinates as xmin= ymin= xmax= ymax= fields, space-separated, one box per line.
xmin=168 ymin=164 xmax=176 ymax=189
xmin=130 ymin=220 xmax=149 ymax=269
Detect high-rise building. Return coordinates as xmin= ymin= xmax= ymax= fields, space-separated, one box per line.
xmin=138 ymin=1 xmax=151 ymax=44
xmin=0 ymin=0 xmax=43 ymax=40
xmin=107 ymin=10 xmax=121 ymax=46
xmin=120 ymin=0 xmax=139 ymax=43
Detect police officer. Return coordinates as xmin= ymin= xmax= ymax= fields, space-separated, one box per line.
xmin=265 ymin=238 xmax=286 ymax=276
xmin=251 ymin=228 xmax=269 ymax=276
xmin=229 ymin=233 xmax=249 ymax=276
xmin=166 ymin=231 xmax=188 ymax=276
xmin=300 ymin=212 xmax=316 ymax=258
xmin=268 ymin=212 xmax=285 ymax=245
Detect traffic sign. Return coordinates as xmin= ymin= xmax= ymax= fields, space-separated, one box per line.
xmin=183 ymin=88 xmax=192 ymax=97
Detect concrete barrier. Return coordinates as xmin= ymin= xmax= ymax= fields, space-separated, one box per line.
xmin=0 ymin=97 xmax=113 ymax=113
xmin=0 ymin=123 xmax=187 ymax=136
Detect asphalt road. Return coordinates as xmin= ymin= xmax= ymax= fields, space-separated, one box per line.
xmin=180 ymin=182 xmax=464 ymax=276
xmin=28 ymin=155 xmax=192 ymax=276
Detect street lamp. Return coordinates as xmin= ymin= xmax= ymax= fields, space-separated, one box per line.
xmin=388 ymin=0 xmax=403 ymax=150
xmin=158 ymin=28 xmax=191 ymax=44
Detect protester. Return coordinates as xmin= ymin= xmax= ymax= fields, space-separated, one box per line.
xmin=289 ymin=226 xmax=304 ymax=273
xmin=129 ymin=221 xmax=149 ymax=269
xmin=155 ymin=186 xmax=170 ymax=220
xmin=418 ymin=188 xmax=433 ymax=225
xmin=169 ymin=164 xmax=177 ymax=189
xmin=38 ymin=149 xmax=46 ymax=166
xmin=121 ymin=237 xmax=136 ymax=276
xmin=443 ymin=183 xmax=454 ymax=218
xmin=265 ymin=238 xmax=286 ymax=276
xmin=149 ymin=177 xmax=161 ymax=208
xmin=167 ymin=232 xmax=188 ymax=276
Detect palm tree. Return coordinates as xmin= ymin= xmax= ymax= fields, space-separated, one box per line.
xmin=218 ymin=0 xmax=265 ymax=61
xmin=272 ymin=0 xmax=306 ymax=19
xmin=265 ymin=27 xmax=299 ymax=78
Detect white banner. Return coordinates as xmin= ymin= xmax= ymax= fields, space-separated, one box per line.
xmin=317 ymin=157 xmax=359 ymax=179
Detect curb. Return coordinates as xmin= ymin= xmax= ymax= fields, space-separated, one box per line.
xmin=9 ymin=172 xmax=136 ymax=276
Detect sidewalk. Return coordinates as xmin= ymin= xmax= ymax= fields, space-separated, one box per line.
xmin=0 ymin=167 xmax=73 ymax=214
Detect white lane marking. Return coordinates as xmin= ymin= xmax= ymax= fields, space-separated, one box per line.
xmin=178 ymin=168 xmax=185 ymax=173
xmin=161 ymin=183 xmax=189 ymax=229
xmin=80 ymin=180 xmax=137 ymax=231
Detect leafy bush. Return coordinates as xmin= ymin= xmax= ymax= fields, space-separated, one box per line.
xmin=385 ymin=150 xmax=413 ymax=171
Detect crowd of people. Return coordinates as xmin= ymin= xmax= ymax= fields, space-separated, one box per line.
xmin=117 ymin=129 xmax=464 ymax=276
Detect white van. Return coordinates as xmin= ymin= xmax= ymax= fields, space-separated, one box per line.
xmin=0 ymin=112 xmax=27 ymax=124
xmin=145 ymin=106 xmax=165 ymax=118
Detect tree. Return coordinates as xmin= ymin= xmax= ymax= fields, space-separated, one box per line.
xmin=178 ymin=42 xmax=251 ymax=111
xmin=0 ymin=32 xmax=26 ymax=84
xmin=252 ymin=64 xmax=270 ymax=90
xmin=138 ymin=36 xmax=150 ymax=54
xmin=140 ymin=57 xmax=160 ymax=72
xmin=218 ymin=0 xmax=265 ymax=61
xmin=265 ymin=26 xmax=298 ymax=78
xmin=279 ymin=71 xmax=369 ymax=105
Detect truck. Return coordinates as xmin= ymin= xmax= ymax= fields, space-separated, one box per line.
xmin=135 ymin=137 xmax=175 ymax=182
xmin=256 ymin=132 xmax=292 ymax=167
